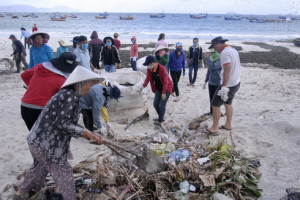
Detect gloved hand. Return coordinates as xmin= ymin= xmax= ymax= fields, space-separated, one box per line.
xmin=217 ymin=86 xmax=229 ymax=102
xmin=100 ymin=126 xmax=107 ymax=135
xmin=183 ymin=70 xmax=185 ymax=76
xmin=202 ymin=82 xmax=207 ymax=90
xmin=105 ymin=122 xmax=111 ymax=131
xmin=137 ymin=85 xmax=144 ymax=92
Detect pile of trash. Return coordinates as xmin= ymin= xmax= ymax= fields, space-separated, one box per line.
xmin=3 ymin=137 xmax=262 ymax=200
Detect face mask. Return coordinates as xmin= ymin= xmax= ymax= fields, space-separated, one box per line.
xmin=147 ymin=65 xmax=154 ymax=69
xmin=131 ymin=40 xmax=135 ymax=44
xmin=106 ymin=42 xmax=112 ymax=46
xmin=176 ymin=48 xmax=182 ymax=52
xmin=159 ymin=50 xmax=166 ymax=55
xmin=193 ymin=43 xmax=198 ymax=47
xmin=81 ymin=43 xmax=88 ymax=50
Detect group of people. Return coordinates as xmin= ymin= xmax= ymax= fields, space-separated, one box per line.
xmin=10 ymin=27 xmax=241 ymax=199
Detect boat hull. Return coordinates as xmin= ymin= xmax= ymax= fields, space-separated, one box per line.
xmin=293 ymin=38 xmax=300 ymax=47
xmin=95 ymin=16 xmax=107 ymax=19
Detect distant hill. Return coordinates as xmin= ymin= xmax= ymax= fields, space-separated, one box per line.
xmin=0 ymin=4 xmax=79 ymax=12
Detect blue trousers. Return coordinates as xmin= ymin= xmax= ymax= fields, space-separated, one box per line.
xmin=188 ymin=63 xmax=199 ymax=84
xmin=130 ymin=58 xmax=137 ymax=71
xmin=105 ymin=64 xmax=115 ymax=73
xmin=153 ymin=91 xmax=170 ymax=123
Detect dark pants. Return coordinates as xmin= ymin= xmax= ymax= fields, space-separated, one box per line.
xmin=170 ymin=71 xmax=181 ymax=96
xmin=153 ymin=91 xmax=170 ymax=123
xmin=21 ymin=105 xmax=42 ymax=130
xmin=208 ymin=84 xmax=219 ymax=114
xmin=81 ymin=109 xmax=93 ymax=131
xmin=16 ymin=55 xmax=28 ymax=72
xmin=24 ymin=37 xmax=30 ymax=49
xmin=188 ymin=63 xmax=198 ymax=84
xmin=20 ymin=145 xmax=76 ymax=200
xmin=91 ymin=56 xmax=100 ymax=69
xmin=130 ymin=58 xmax=137 ymax=71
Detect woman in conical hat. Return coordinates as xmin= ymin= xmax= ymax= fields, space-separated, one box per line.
xmin=14 ymin=66 xmax=103 ymax=200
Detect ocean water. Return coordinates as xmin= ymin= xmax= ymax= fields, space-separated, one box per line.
xmin=1 ymin=12 xmax=300 ymax=42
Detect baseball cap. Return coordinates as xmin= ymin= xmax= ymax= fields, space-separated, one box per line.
xmin=143 ymin=55 xmax=156 ymax=66
xmin=209 ymin=36 xmax=229 ymax=49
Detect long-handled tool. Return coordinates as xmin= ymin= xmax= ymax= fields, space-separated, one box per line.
xmin=102 ymin=138 xmax=164 ymax=174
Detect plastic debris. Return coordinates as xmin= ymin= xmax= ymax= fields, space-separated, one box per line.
xmin=197 ymin=151 xmax=217 ymax=165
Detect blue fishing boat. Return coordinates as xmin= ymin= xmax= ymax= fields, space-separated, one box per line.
xmin=224 ymin=16 xmax=243 ymax=20
xmin=249 ymin=19 xmax=265 ymax=23
xmin=99 ymin=12 xmax=109 ymax=17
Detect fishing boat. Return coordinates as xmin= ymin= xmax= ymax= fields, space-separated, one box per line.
xmin=292 ymin=38 xmax=300 ymax=47
xmin=11 ymin=15 xmax=19 ymax=19
xmin=22 ymin=14 xmax=29 ymax=17
xmin=249 ymin=19 xmax=265 ymax=23
xmin=0 ymin=14 xmax=4 ymax=18
xmin=30 ymin=13 xmax=38 ymax=18
xmin=51 ymin=13 xmax=66 ymax=21
xmin=70 ymin=15 xmax=77 ymax=18
xmin=224 ymin=15 xmax=243 ymax=20
xmin=95 ymin=16 xmax=107 ymax=19
xmin=119 ymin=15 xmax=134 ymax=20
xmin=190 ymin=13 xmax=207 ymax=19
xmin=150 ymin=13 xmax=165 ymax=18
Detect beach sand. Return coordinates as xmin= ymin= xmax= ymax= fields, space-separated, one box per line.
xmin=0 ymin=37 xmax=299 ymax=199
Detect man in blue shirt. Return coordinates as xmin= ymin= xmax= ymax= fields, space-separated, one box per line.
xmin=21 ymin=27 xmax=31 ymax=49
xmin=9 ymin=34 xmax=28 ymax=73
xmin=28 ymin=32 xmax=54 ymax=69
xmin=74 ymin=35 xmax=94 ymax=71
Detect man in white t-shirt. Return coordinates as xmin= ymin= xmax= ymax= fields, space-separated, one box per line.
xmin=204 ymin=36 xmax=241 ymax=135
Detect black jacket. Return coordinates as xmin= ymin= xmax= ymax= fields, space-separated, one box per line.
xmin=187 ymin=46 xmax=202 ymax=64
xmin=100 ymin=45 xmax=121 ymax=65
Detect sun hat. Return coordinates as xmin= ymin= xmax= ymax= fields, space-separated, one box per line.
xmin=8 ymin=34 xmax=16 ymax=39
xmin=58 ymin=39 xmax=67 ymax=47
xmin=208 ymin=36 xmax=229 ymax=49
xmin=154 ymin=45 xmax=168 ymax=53
xmin=29 ymin=31 xmax=50 ymax=41
xmin=103 ymin=36 xmax=115 ymax=45
xmin=176 ymin=42 xmax=183 ymax=47
xmin=143 ymin=55 xmax=156 ymax=66
xmin=61 ymin=66 xmax=102 ymax=88
xmin=50 ymin=52 xmax=77 ymax=74
xmin=113 ymin=33 xmax=119 ymax=38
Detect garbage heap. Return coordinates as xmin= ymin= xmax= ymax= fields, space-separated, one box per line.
xmin=11 ymin=137 xmax=261 ymax=200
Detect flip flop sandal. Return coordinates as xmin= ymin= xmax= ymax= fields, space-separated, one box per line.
xmin=219 ymin=125 xmax=232 ymax=131
xmin=203 ymin=128 xmax=219 ymax=136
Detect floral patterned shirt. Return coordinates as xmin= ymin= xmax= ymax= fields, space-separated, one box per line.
xmin=27 ymin=88 xmax=84 ymax=165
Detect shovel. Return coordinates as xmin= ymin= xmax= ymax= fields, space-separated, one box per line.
xmin=102 ymin=138 xmax=164 ymax=174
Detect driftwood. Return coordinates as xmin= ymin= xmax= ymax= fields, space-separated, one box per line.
xmin=124 ymin=109 xmax=149 ymax=130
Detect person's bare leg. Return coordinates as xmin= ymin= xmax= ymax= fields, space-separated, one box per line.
xmin=210 ymin=106 xmax=221 ymax=132
xmin=223 ymin=104 xmax=233 ymax=129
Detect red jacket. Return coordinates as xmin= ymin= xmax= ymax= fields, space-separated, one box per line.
xmin=142 ymin=63 xmax=173 ymax=94
xmin=130 ymin=36 xmax=138 ymax=57
xmin=114 ymin=39 xmax=121 ymax=51
xmin=21 ymin=63 xmax=66 ymax=107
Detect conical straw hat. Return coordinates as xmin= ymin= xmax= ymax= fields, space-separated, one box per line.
xmin=154 ymin=45 xmax=168 ymax=53
xmin=61 ymin=66 xmax=102 ymax=88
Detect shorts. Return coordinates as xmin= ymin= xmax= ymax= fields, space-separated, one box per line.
xmin=211 ymin=82 xmax=240 ymax=107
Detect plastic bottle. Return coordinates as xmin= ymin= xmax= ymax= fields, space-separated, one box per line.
xmin=179 ymin=180 xmax=190 ymax=194
xmin=83 ymin=179 xmax=95 ymax=185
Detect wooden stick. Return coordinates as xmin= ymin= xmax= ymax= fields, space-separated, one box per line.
xmin=230 ymin=131 xmax=236 ymax=149
xmin=103 ymin=138 xmax=139 ymax=157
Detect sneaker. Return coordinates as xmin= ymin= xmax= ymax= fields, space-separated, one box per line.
xmin=14 ymin=71 xmax=20 ymax=73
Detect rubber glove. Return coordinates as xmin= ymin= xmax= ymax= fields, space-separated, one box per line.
xmin=202 ymin=82 xmax=207 ymax=90
xmin=217 ymin=86 xmax=229 ymax=101
xmin=137 ymin=85 xmax=144 ymax=92
xmin=105 ymin=122 xmax=111 ymax=131
xmin=183 ymin=70 xmax=185 ymax=76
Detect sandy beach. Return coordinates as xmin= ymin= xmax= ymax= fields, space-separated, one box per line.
xmin=0 ymin=36 xmax=300 ymax=199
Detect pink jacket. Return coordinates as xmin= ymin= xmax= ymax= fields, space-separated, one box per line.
xmin=130 ymin=36 xmax=138 ymax=57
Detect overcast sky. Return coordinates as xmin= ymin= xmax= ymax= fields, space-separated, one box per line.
xmin=0 ymin=0 xmax=299 ymax=14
